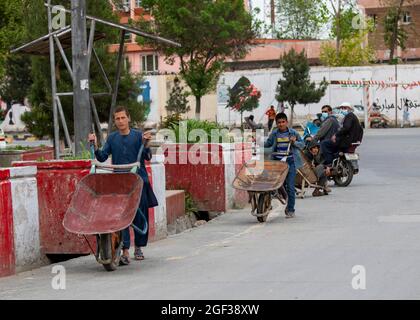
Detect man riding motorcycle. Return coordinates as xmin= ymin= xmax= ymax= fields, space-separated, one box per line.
xmin=321 ymin=102 xmax=364 ymax=166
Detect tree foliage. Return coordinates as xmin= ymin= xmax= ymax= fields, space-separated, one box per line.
xmin=382 ymin=0 xmax=411 ymax=63
xmin=320 ymin=30 xmax=376 ymax=66
xmin=275 ymin=0 xmax=329 ymax=39
xmin=0 ymin=0 xmax=27 ymax=78
xmin=276 ymin=49 xmax=328 ymax=125
xmin=4 ymin=0 xmax=147 ymax=138
xmin=138 ymin=0 xmax=259 ymax=119
xmin=165 ymin=77 xmax=190 ymax=116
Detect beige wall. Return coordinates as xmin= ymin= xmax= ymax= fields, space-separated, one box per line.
xmin=145 ymin=74 xmax=217 ymax=125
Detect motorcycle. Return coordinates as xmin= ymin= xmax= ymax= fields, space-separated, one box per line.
xmin=329 ymin=142 xmax=361 ymax=187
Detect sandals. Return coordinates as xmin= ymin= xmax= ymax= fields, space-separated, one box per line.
xmin=134 ymin=247 xmax=145 ymax=261
xmin=119 ymin=254 xmax=130 ymax=266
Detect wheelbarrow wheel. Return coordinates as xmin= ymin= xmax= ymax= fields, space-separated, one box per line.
xmin=99 ymin=232 xmax=122 ymax=272
xmin=257 ymin=192 xmax=271 ymax=223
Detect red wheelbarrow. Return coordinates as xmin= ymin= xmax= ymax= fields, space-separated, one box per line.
xmin=63 ymin=144 xmax=147 ymax=271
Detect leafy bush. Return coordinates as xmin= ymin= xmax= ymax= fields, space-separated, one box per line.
xmin=169 ymin=119 xmax=230 ymax=143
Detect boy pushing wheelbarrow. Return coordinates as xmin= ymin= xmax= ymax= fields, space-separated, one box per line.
xmin=85 ymin=106 xmax=158 ymax=268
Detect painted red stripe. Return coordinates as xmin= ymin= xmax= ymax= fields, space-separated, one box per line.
xmin=0 ymin=169 xmax=15 ymax=277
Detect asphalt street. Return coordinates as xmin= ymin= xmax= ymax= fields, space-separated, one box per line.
xmin=1 ymin=128 xmax=420 ymax=300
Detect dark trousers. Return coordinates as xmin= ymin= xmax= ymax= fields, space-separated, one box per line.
xmin=321 ymin=139 xmax=339 ymax=166
xmin=123 ymin=187 xmax=149 ymax=249
xmin=285 ymin=158 xmax=296 ymax=213
xmin=314 ymin=164 xmax=327 ymax=186
xmin=268 ymin=119 xmax=274 ymax=131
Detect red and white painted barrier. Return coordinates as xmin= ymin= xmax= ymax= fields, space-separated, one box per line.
xmin=164 ymin=143 xmax=253 ymax=212
xmin=147 ymin=155 xmax=167 ymax=241
xmin=0 ymin=166 xmax=41 ymax=277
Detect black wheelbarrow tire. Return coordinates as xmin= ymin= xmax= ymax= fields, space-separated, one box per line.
xmin=257 ymin=192 xmax=270 ymax=223
xmin=99 ymin=232 xmax=122 ymax=272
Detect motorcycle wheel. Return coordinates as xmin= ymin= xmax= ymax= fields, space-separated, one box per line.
xmin=334 ymin=159 xmax=354 ymax=187
xmin=257 ymin=192 xmax=271 ymax=223
xmin=99 ymin=232 xmax=122 ymax=272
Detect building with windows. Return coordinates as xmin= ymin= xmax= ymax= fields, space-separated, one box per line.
xmin=358 ymin=0 xmax=420 ymax=62
xmin=108 ymin=0 xmax=180 ymax=75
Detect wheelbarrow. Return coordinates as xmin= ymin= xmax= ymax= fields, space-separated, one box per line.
xmin=232 ymin=157 xmax=289 ymax=223
xmin=63 ymin=143 xmax=148 ymax=271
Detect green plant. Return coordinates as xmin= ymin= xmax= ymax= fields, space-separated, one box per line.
xmin=160 ymin=113 xmax=184 ymax=130
xmin=276 ymin=48 xmax=328 ymax=125
xmin=165 ymin=77 xmax=190 ymax=116
xmin=171 ymin=119 xmax=230 ymax=143
xmin=62 ymin=142 xmax=92 ymax=160
xmin=184 ymin=192 xmax=198 ymax=216
xmin=5 ymin=145 xmax=32 ymax=151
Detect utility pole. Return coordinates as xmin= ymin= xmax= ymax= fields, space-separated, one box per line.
xmin=71 ymin=0 xmax=92 ymax=155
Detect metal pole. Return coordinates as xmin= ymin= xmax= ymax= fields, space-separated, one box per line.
xmin=47 ymin=0 xmax=60 ymax=159
xmin=90 ymin=96 xmax=105 ymax=146
xmin=71 ymin=0 xmax=92 ymax=155
xmin=395 ymin=64 xmax=398 ymax=128
xmin=56 ymin=97 xmax=74 ymax=154
xmin=107 ymin=30 xmax=126 ymax=136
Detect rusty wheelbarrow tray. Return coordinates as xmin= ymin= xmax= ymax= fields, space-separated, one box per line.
xmin=63 ymin=171 xmax=143 ymax=235
xmin=295 ymin=150 xmax=324 ymax=199
xmin=233 ymin=160 xmax=289 ymax=192
xmin=232 ymin=160 xmax=289 ymax=223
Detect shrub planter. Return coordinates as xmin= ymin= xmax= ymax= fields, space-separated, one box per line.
xmin=0 ymin=146 xmax=54 ymax=168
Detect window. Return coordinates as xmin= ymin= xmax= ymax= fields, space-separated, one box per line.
xmin=135 ymin=0 xmax=142 ymax=8
xmin=142 ymin=54 xmax=159 ymax=73
xmin=121 ymin=0 xmax=130 ymax=12
xmin=402 ymin=11 xmax=412 ymax=24
xmin=124 ymin=32 xmax=132 ymax=43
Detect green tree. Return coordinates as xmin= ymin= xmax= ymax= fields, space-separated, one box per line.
xmin=0 ymin=0 xmax=27 ymax=78
xmin=0 ymin=55 xmax=32 ymax=107
xmin=165 ymin=77 xmax=190 ymax=116
xmin=330 ymin=5 xmax=360 ymax=41
xmin=382 ymin=0 xmax=411 ymax=64
xmin=275 ymin=0 xmax=329 ymax=39
xmin=320 ymin=29 xmax=376 ymax=66
xmin=13 ymin=0 xmax=147 ymax=139
xmin=138 ymin=0 xmax=259 ymax=119
xmin=276 ymin=48 xmax=328 ymax=126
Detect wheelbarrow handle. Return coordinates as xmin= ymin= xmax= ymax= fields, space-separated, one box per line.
xmin=91 ymin=160 xmax=140 ymax=170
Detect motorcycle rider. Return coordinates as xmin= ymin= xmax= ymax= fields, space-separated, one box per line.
xmin=307 ymin=105 xmax=340 ymax=144
xmin=321 ymin=102 xmax=364 ymax=166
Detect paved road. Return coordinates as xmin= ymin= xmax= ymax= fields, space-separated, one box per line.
xmin=1 ymin=128 xmax=420 ymax=300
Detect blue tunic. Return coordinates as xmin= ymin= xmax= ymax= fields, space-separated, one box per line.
xmin=94 ymin=129 xmax=158 ymax=208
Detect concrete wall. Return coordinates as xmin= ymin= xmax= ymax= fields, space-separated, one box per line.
xmin=0 ymin=166 xmax=41 ymax=277
xmin=217 ymin=65 xmax=420 ymax=126
xmin=163 ymin=143 xmax=252 ymax=212
xmin=148 ymin=155 xmax=167 ymax=241
xmin=144 ymin=75 xmax=217 ymax=124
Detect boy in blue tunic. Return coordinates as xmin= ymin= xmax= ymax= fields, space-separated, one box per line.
xmin=264 ymin=112 xmax=304 ymax=218
xmin=89 ymin=106 xmax=158 ymax=265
